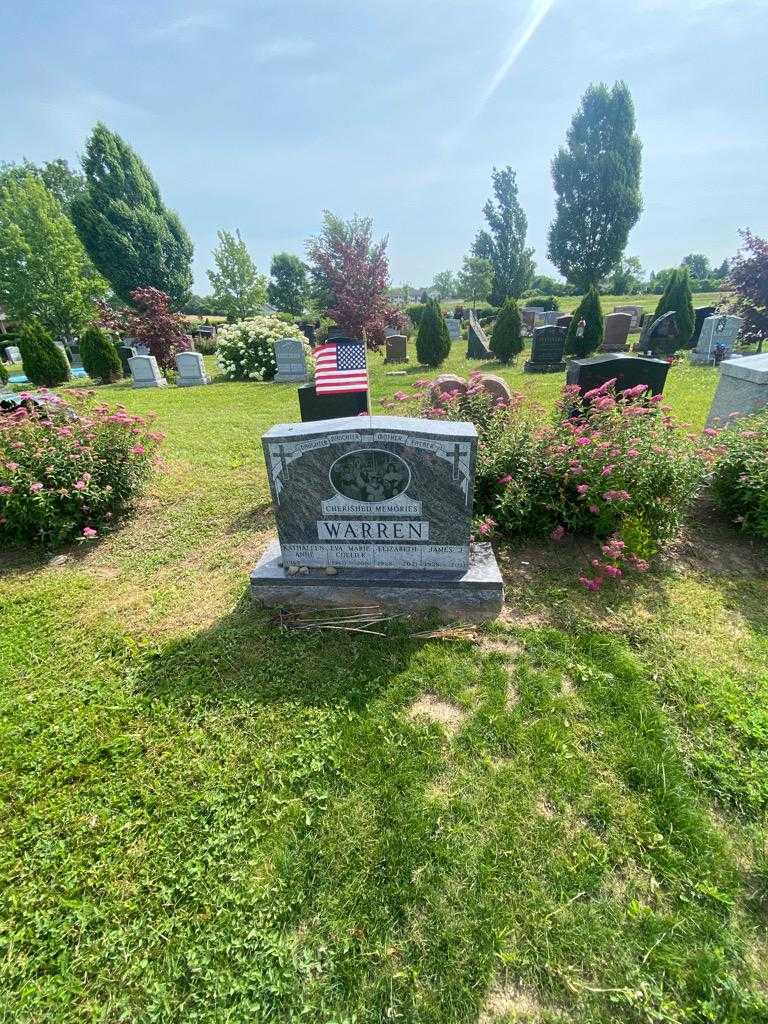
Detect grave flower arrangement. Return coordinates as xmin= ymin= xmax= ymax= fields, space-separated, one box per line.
xmin=705 ymin=412 xmax=768 ymax=538
xmin=0 ymin=391 xmax=163 ymax=548
xmin=216 ymin=316 xmax=310 ymax=382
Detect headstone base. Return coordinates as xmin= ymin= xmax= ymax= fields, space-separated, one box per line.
xmin=523 ymin=359 xmax=566 ymax=374
xmin=298 ymin=384 xmax=368 ymax=421
xmin=274 ymin=372 xmax=310 ymax=383
xmin=688 ymin=352 xmax=743 ymax=367
xmin=132 ymin=377 xmax=168 ymax=389
xmin=250 ymin=539 xmax=504 ymax=623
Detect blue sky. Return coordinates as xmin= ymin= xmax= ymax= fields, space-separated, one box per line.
xmin=3 ymin=0 xmax=767 ymax=292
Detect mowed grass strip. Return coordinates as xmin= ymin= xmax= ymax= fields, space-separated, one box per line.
xmin=1 ymin=350 xmax=767 ymax=1022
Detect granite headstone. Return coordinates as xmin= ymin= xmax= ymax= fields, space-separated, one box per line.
xmin=613 ymin=305 xmax=643 ymax=331
xmin=298 ymin=384 xmax=368 ymax=422
xmin=600 ymin=312 xmax=632 ymax=353
xmin=117 ymin=345 xmax=136 ymax=377
xmin=384 ymin=335 xmax=408 ymax=364
xmin=690 ymin=314 xmax=743 ymax=366
xmin=691 ymin=306 xmax=717 ymax=348
xmin=445 ymin=317 xmax=461 ymax=341
xmin=274 ymin=337 xmax=310 ymax=382
xmin=4 ymin=345 xmax=21 ymax=364
xmin=128 ymin=354 xmax=168 ymax=389
xmin=556 ymin=315 xmax=572 ymax=330
xmin=175 ymin=350 xmax=209 ymax=386
xmin=524 ymin=325 xmax=567 ymax=373
xmin=567 ymin=353 xmax=670 ymax=399
xmin=706 ymin=354 xmax=768 ymax=427
xmin=251 ymin=415 xmax=503 ymax=620
xmin=637 ymin=311 xmax=680 ymax=356
xmin=467 ymin=312 xmax=492 ymax=359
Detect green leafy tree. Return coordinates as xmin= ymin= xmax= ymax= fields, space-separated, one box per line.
xmin=648 ymin=267 xmax=677 ymax=294
xmin=79 ymin=324 xmax=123 ymax=383
xmin=207 ymin=229 xmax=267 ymax=321
xmin=474 ymin=167 xmax=534 ymax=304
xmin=548 ymin=82 xmax=642 ymax=291
xmin=0 ymin=174 xmax=105 ymax=340
xmin=490 ymin=299 xmax=523 ymax=364
xmin=18 ymin=319 xmax=70 ymax=386
xmin=0 ymin=358 xmax=7 ymax=385
xmin=652 ymin=267 xmax=695 ymax=347
xmin=681 ymin=253 xmax=711 ymax=280
xmin=0 ymin=158 xmax=84 ymax=213
xmin=267 ymin=252 xmax=309 ymax=316
xmin=565 ymin=287 xmax=604 ymax=357
xmin=607 ymin=256 xmax=644 ymax=295
xmin=415 ymin=298 xmax=450 ymax=367
xmin=458 ymin=255 xmax=494 ymax=307
xmin=71 ymin=123 xmax=193 ymax=306
xmin=432 ymin=270 xmax=457 ymax=299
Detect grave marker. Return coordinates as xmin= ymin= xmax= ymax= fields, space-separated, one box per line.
xmin=689 ymin=314 xmax=743 ymax=365
xmin=600 ymin=312 xmax=632 ymax=353
xmin=128 ymin=354 xmax=168 ymax=389
xmin=274 ymin=337 xmax=311 ymax=382
xmin=524 ymin=325 xmax=567 ymax=373
xmin=567 ymin=353 xmax=670 ymax=398
xmin=384 ymin=334 xmax=408 ymax=364
xmin=251 ymin=415 xmax=503 ymax=620
xmin=613 ymin=305 xmax=643 ymax=330
xmin=706 ymin=354 xmax=768 ymax=427
xmin=175 ymin=350 xmax=209 ymax=386
xmin=445 ymin=317 xmax=461 ymax=341
xmin=467 ymin=311 xmax=492 ymax=359
xmin=117 ymin=345 xmax=136 ymax=377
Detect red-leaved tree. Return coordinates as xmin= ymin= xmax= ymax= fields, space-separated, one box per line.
xmin=98 ymin=288 xmax=191 ymax=370
xmin=306 ymin=212 xmax=407 ymax=348
xmin=727 ymin=230 xmax=768 ymax=352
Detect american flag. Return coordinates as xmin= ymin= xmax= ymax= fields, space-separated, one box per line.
xmin=312 ymin=338 xmax=369 ymax=395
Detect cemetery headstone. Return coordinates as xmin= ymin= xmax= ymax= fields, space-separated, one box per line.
xmin=467 ymin=311 xmax=492 ymax=359
xmin=600 ymin=312 xmax=632 ymax=353
xmin=274 ymin=337 xmax=311 ymax=382
xmin=521 ymin=307 xmax=544 ymax=333
xmin=474 ymin=374 xmax=513 ymax=404
xmin=429 ymin=374 xmax=468 ymax=405
xmin=117 ymin=345 xmax=136 ymax=377
xmin=691 ymin=306 xmax=717 ymax=349
xmin=4 ymin=345 xmax=21 ymax=364
xmin=384 ymin=326 xmax=400 ymax=339
xmin=556 ymin=315 xmax=572 ymax=330
xmin=128 ymin=354 xmax=168 ymax=389
xmin=567 ymin=353 xmax=670 ymax=399
xmin=689 ymin=314 xmax=743 ymax=366
xmin=298 ymin=383 xmax=368 ymax=421
xmin=445 ymin=317 xmax=461 ymax=341
xmin=524 ymin=325 xmax=567 ymax=373
xmin=251 ymin=414 xmax=503 ymax=620
xmin=175 ymin=350 xmax=209 ymax=387
xmin=536 ymin=310 xmax=560 ymax=328
xmin=384 ymin=335 xmax=408 ymax=364
xmin=706 ymin=354 xmax=768 ymax=427
xmin=637 ymin=311 xmax=679 ymax=356
xmin=613 ymin=305 xmax=643 ymax=330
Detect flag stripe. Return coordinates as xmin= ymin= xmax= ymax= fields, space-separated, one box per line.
xmin=312 ymin=339 xmax=369 ymax=395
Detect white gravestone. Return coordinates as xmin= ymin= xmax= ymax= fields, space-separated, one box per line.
xmin=5 ymin=345 xmax=21 ymax=363
xmin=175 ymin=350 xmax=209 ymax=387
xmin=690 ymin=315 xmax=743 ymax=365
xmin=274 ymin=337 xmax=310 ymax=383
xmin=129 ymin=354 xmax=167 ymax=389
xmin=706 ymin=354 xmax=768 ymax=427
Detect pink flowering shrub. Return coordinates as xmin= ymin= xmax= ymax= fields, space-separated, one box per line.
xmin=705 ymin=412 xmax=768 ymax=538
xmin=476 ymin=378 xmax=704 ymax=555
xmin=0 ymin=391 xmax=163 ymax=547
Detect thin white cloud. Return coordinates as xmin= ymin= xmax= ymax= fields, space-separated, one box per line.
xmin=471 ymin=0 xmax=556 ymax=121
xmin=148 ymin=12 xmax=226 ymax=41
xmin=252 ymin=37 xmax=316 ymax=63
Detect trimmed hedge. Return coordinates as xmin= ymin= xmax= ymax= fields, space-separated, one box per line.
xmin=490 ymin=300 xmax=524 ymax=364
xmin=79 ymin=325 xmax=123 ymax=383
xmin=415 ymin=299 xmax=451 ymax=367
xmin=565 ymin=287 xmax=603 ymax=357
xmin=19 ymin=321 xmax=70 ymax=387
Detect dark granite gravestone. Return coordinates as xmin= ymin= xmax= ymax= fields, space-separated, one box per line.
xmin=298 ymin=383 xmax=369 ymax=422
xmin=384 ymin=335 xmax=408 ymax=363
xmin=566 ymin=353 xmax=670 ymax=399
xmin=556 ymin=314 xmax=572 ymax=330
xmin=250 ymin=415 xmax=504 ymax=620
xmin=117 ymin=345 xmax=136 ymax=377
xmin=524 ymin=325 xmax=567 ymax=373
xmin=467 ymin=312 xmax=492 ymax=359
xmin=691 ymin=306 xmax=717 ymax=349
xmin=636 ymin=311 xmax=680 ymax=356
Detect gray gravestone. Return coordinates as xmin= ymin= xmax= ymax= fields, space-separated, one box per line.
xmin=521 ymin=307 xmax=544 ymax=333
xmin=251 ymin=415 xmax=503 ymax=620
xmin=691 ymin=306 xmax=717 ymax=348
xmin=128 ymin=354 xmax=167 ymax=389
xmin=637 ymin=311 xmax=680 ymax=356
xmin=524 ymin=325 xmax=567 ymax=373
xmin=274 ymin=337 xmax=310 ymax=382
xmin=613 ymin=305 xmax=643 ymax=330
xmin=556 ymin=315 xmax=572 ymax=330
xmin=175 ymin=350 xmax=209 ymax=386
xmin=535 ymin=310 xmax=560 ymax=328
xmin=445 ymin=317 xmax=461 ymax=340
xmin=5 ymin=345 xmax=21 ymax=363
xmin=689 ymin=314 xmax=743 ymax=365
xmin=467 ymin=311 xmax=492 ymax=359
xmin=600 ymin=312 xmax=632 ymax=353
xmin=706 ymin=354 xmax=768 ymax=427
xmin=384 ymin=326 xmax=400 ymax=339
xmin=384 ymin=335 xmax=408 ymax=364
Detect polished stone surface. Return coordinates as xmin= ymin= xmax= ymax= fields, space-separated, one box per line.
xmin=384 ymin=335 xmax=408 ymax=363
xmin=250 ymin=538 xmax=504 ymax=622
xmin=467 ymin=312 xmax=492 ymax=359
xmin=175 ymin=350 xmax=209 ymax=386
xmin=445 ymin=317 xmax=461 ymax=340
xmin=600 ymin=312 xmax=632 ymax=352
xmin=263 ymin=415 xmax=476 ymax=571
xmin=274 ymin=338 xmax=310 ymax=382
xmin=567 ymin=353 xmax=670 ymax=397
xmin=128 ymin=354 xmax=167 ymax=389
xmin=524 ymin=325 xmax=567 ymax=373
xmin=690 ymin=315 xmax=743 ymax=365
xmin=706 ymin=354 xmax=768 ymax=427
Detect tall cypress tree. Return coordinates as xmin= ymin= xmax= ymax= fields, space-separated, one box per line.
xmin=548 ymin=82 xmax=642 ymax=291
xmin=71 ymin=123 xmax=193 ymax=306
xmin=415 ymin=299 xmax=450 ymax=367
xmin=472 ymin=167 xmax=535 ymax=304
xmin=651 ymin=267 xmax=695 ymax=348
xmin=565 ymin=287 xmax=604 ymax=357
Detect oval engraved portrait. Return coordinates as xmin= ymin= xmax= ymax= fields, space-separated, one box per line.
xmin=329 ymin=449 xmax=411 ymax=503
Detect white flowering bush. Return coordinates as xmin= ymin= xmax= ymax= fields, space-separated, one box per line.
xmin=215 ymin=317 xmax=311 ymax=382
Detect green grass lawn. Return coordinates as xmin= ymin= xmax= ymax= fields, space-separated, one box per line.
xmin=2 ymin=344 xmax=767 ymax=1023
